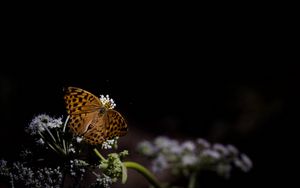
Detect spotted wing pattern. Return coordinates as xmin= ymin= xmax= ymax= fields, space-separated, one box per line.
xmin=64 ymin=87 xmax=128 ymax=145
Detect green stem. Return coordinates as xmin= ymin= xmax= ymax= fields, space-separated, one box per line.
xmin=188 ymin=172 xmax=197 ymax=188
xmin=41 ymin=125 xmax=57 ymax=143
xmin=124 ymin=161 xmax=163 ymax=188
xmin=93 ymin=148 xmax=106 ymax=161
xmin=62 ymin=116 xmax=69 ymax=153
xmin=63 ymin=115 xmax=69 ymax=133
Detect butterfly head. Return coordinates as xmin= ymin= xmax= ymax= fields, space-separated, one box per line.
xmin=99 ymin=107 xmax=107 ymax=115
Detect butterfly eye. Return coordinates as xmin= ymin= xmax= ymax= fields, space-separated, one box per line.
xmin=99 ymin=107 xmax=106 ymax=114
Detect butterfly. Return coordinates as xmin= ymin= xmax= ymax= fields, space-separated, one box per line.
xmin=64 ymin=87 xmax=128 ymax=145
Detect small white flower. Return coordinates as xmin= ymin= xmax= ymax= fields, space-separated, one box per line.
xmin=201 ymin=149 xmax=221 ymax=160
xmin=137 ymin=141 xmax=156 ymax=156
xmin=101 ymin=137 xmax=118 ymax=149
xmin=68 ymin=144 xmax=76 ymax=153
xmin=0 ymin=159 xmax=9 ymax=176
xmin=154 ymin=136 xmax=179 ymax=152
xmin=181 ymin=141 xmax=196 ymax=152
xmin=213 ymin=144 xmax=229 ymax=156
xmin=169 ymin=144 xmax=182 ymax=155
xmin=76 ymin=136 xmax=83 ymax=143
xmin=47 ymin=118 xmax=63 ymax=129
xmin=20 ymin=149 xmax=33 ymax=158
xmin=152 ymin=154 xmax=168 ymax=173
xmin=69 ymin=148 xmax=75 ymax=154
xmin=100 ymin=94 xmax=116 ymax=109
xmin=196 ymin=138 xmax=211 ymax=148
xmin=240 ymin=153 xmax=253 ymax=171
xmin=0 ymin=159 xmax=7 ymax=167
xmin=36 ymin=138 xmax=45 ymax=145
xmin=94 ymin=173 xmax=113 ymax=188
xmin=227 ymin=144 xmax=239 ymax=156
xmin=181 ymin=153 xmax=198 ymax=166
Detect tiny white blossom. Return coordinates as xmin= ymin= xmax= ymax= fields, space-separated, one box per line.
xmin=20 ymin=149 xmax=33 ymax=158
xmin=196 ymin=138 xmax=211 ymax=148
xmin=152 ymin=154 xmax=168 ymax=173
xmin=181 ymin=141 xmax=196 ymax=152
xmin=213 ymin=144 xmax=230 ymax=156
xmin=201 ymin=149 xmax=221 ymax=160
xmin=227 ymin=144 xmax=239 ymax=155
xmin=76 ymin=136 xmax=83 ymax=143
xmin=240 ymin=154 xmax=253 ymax=171
xmin=68 ymin=144 xmax=76 ymax=153
xmin=100 ymin=94 xmax=116 ymax=109
xmin=234 ymin=156 xmax=252 ymax=172
xmin=36 ymin=138 xmax=45 ymax=145
xmin=169 ymin=144 xmax=182 ymax=155
xmin=0 ymin=159 xmax=7 ymax=168
xmin=154 ymin=136 xmax=179 ymax=152
xmin=181 ymin=153 xmax=198 ymax=166
xmin=137 ymin=141 xmax=156 ymax=156
xmin=0 ymin=159 xmax=9 ymax=176
xmin=101 ymin=138 xmax=118 ymax=149
xmin=93 ymin=173 xmax=113 ymax=188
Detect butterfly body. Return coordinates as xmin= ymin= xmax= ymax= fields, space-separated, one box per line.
xmin=64 ymin=87 xmax=127 ymax=145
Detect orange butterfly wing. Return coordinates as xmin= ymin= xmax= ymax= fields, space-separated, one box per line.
xmin=64 ymin=87 xmax=128 ymax=145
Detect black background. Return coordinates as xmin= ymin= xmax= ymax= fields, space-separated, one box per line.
xmin=0 ymin=12 xmax=298 ymax=187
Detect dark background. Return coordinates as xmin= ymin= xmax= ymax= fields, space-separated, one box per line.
xmin=1 ymin=65 xmax=298 ymax=187
xmin=0 ymin=11 xmax=298 ymax=187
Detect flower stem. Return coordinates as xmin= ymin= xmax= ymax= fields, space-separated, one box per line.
xmin=93 ymin=148 xmax=106 ymax=161
xmin=63 ymin=115 xmax=69 ymax=133
xmin=188 ymin=172 xmax=197 ymax=188
xmin=124 ymin=161 xmax=164 ymax=188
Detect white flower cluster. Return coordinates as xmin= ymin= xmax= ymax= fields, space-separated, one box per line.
xmin=100 ymin=95 xmax=116 ymax=109
xmin=19 ymin=149 xmax=33 ymax=159
xmin=137 ymin=136 xmax=252 ymax=178
xmin=69 ymin=159 xmax=88 ymax=181
xmin=102 ymin=137 xmax=119 ymax=149
xmin=0 ymin=161 xmax=62 ymax=188
xmin=0 ymin=159 xmax=9 ymax=176
xmin=26 ymin=114 xmax=63 ymax=135
xmin=91 ymin=173 xmax=113 ymax=188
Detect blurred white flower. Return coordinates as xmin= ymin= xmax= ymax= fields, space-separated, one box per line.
xmin=152 ymin=154 xmax=168 ymax=173
xmin=236 ymin=154 xmax=253 ymax=172
xmin=227 ymin=144 xmax=239 ymax=156
xmin=137 ymin=141 xmax=156 ymax=156
xmin=201 ymin=149 xmax=221 ymax=160
xmin=213 ymin=144 xmax=230 ymax=156
xmin=181 ymin=141 xmax=196 ymax=152
xmin=181 ymin=153 xmax=198 ymax=166
xmin=154 ymin=136 xmax=179 ymax=152
xmin=196 ymin=138 xmax=211 ymax=148
xmin=139 ymin=136 xmax=253 ymax=183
